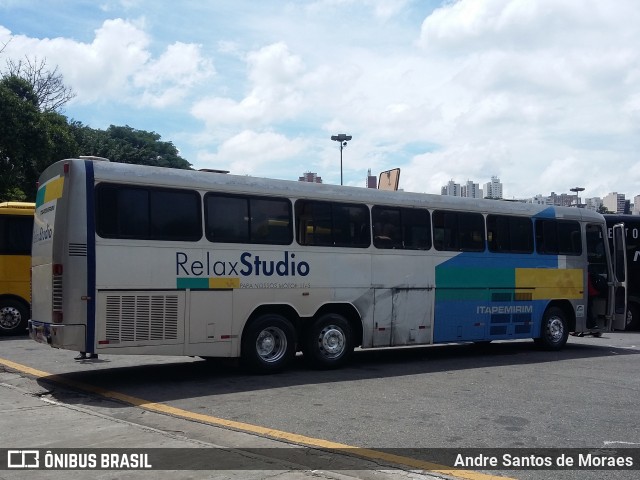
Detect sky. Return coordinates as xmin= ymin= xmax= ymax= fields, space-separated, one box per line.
xmin=1 ymin=0 xmax=640 ymax=200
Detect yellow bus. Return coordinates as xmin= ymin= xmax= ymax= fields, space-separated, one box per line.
xmin=0 ymin=202 xmax=34 ymax=335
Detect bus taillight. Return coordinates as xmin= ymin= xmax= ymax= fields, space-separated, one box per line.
xmin=52 ymin=264 xmax=63 ymax=323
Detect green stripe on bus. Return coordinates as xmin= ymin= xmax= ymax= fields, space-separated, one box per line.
xmin=435 ymin=267 xmax=515 ymax=289
xmin=177 ymin=278 xmax=209 ymax=289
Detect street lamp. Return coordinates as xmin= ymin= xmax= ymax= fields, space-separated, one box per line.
xmin=570 ymin=187 xmax=585 ymax=207
xmin=331 ymin=133 xmax=352 ymax=185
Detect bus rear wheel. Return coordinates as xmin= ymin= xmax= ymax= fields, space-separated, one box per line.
xmin=241 ymin=314 xmax=295 ymax=373
xmin=0 ymin=299 xmax=28 ymax=336
xmin=535 ymin=306 xmax=569 ymax=350
xmin=304 ymin=313 xmax=353 ymax=369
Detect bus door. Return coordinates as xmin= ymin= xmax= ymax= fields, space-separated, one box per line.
xmin=612 ymin=223 xmax=627 ymax=330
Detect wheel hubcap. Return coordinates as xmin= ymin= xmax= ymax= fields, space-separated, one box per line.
xmin=547 ymin=316 xmax=564 ymax=342
xmin=0 ymin=307 xmax=20 ymax=330
xmin=318 ymin=325 xmax=345 ymax=358
xmin=256 ymin=327 xmax=287 ymax=363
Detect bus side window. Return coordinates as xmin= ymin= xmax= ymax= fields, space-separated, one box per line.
xmin=535 ymin=219 xmax=581 ymax=256
xmin=433 ymin=210 xmax=484 ymax=252
xmin=249 ymin=197 xmax=292 ymax=245
xmin=372 ymin=206 xmax=401 ymax=249
xmin=295 ymin=200 xmax=369 ymax=248
xmin=205 ymin=194 xmax=292 ymax=245
xmin=96 ymin=184 xmax=201 ymax=241
xmin=402 ymin=208 xmax=431 ymax=250
xmin=487 ymin=215 xmax=533 ymax=254
xmin=586 ymin=224 xmax=607 ymax=275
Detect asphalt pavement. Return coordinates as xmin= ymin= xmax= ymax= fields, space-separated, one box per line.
xmin=0 ymin=366 xmax=447 ymax=480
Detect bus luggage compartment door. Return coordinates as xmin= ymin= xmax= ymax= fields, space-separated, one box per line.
xmin=372 ymin=288 xmax=433 ymax=347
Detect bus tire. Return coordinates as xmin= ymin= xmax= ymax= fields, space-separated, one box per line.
xmin=241 ymin=314 xmax=295 ymax=373
xmin=304 ymin=313 xmax=353 ymax=369
xmin=0 ymin=299 xmax=29 ymax=336
xmin=535 ymin=306 xmax=569 ymax=350
xmin=626 ymin=303 xmax=640 ymax=331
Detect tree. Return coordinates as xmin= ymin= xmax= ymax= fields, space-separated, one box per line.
xmin=5 ymin=57 xmax=75 ymax=112
xmin=70 ymin=123 xmax=192 ymax=169
xmin=1 ymin=54 xmax=190 ymax=201
xmin=597 ymin=205 xmax=611 ymax=214
xmin=0 ymin=75 xmax=78 ymax=201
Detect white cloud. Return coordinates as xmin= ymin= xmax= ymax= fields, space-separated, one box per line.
xmin=1 ymin=18 xmax=213 ymax=107
xmin=191 ymin=42 xmax=306 ymax=129
xmin=196 ymin=130 xmax=308 ymax=176
xmin=408 ymin=0 xmax=640 ymax=197
xmin=306 ymin=0 xmax=409 ymax=21
xmin=3 ymin=1 xmax=640 ymax=197
xmin=134 ymin=42 xmax=215 ymax=107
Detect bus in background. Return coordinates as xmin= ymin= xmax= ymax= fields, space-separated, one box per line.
xmin=605 ymin=214 xmax=640 ymax=330
xmin=0 ymin=201 xmax=35 ymax=335
xmin=29 ymin=158 xmax=627 ymax=372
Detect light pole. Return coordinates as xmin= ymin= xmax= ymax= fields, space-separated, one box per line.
xmin=331 ymin=134 xmax=352 ymax=185
xmin=570 ymin=187 xmax=585 ymax=207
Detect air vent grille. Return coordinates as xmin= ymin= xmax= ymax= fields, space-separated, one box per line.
xmin=105 ymin=294 xmax=179 ymax=343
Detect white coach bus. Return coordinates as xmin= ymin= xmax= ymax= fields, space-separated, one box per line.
xmin=29 ymin=158 xmax=627 ymax=372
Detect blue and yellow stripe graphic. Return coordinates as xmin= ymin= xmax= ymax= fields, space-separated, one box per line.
xmin=35 ymin=176 xmax=64 ymax=207
xmin=177 ymin=277 xmax=240 ymax=289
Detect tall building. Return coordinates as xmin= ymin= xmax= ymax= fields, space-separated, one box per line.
xmin=441 ymin=180 xmax=460 ymax=196
xmin=483 ymin=176 xmax=503 ymax=199
xmin=603 ymin=192 xmax=626 ymax=213
xmin=366 ymin=169 xmax=377 ymax=189
xmin=584 ymin=197 xmax=603 ymax=212
xmin=299 ymin=172 xmax=322 ymax=183
xmin=440 ymin=179 xmax=484 ymax=198
xmin=633 ymin=195 xmax=640 ymax=215
xmin=530 ymin=194 xmax=547 ymax=205
xmin=546 ymin=192 xmax=574 ymax=207
xmin=462 ymin=181 xmax=483 ymax=199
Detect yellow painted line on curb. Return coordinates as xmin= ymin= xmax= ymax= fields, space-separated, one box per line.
xmin=0 ymin=357 xmax=514 ymax=480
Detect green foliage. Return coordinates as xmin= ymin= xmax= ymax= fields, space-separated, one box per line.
xmin=0 ymin=70 xmax=192 ymax=202
xmin=70 ymin=123 xmax=192 ymax=170
xmin=0 ymin=75 xmax=77 ymax=201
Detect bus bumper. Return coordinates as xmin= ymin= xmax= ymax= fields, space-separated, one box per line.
xmin=28 ymin=320 xmax=51 ymax=345
xmin=28 ymin=320 xmax=86 ymax=351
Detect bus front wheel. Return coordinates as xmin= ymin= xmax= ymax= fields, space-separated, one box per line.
xmin=626 ymin=303 xmax=640 ymax=331
xmin=241 ymin=314 xmax=296 ymax=373
xmin=304 ymin=313 xmax=353 ymax=369
xmin=535 ymin=306 xmax=569 ymax=350
xmin=0 ymin=299 xmax=29 ymax=336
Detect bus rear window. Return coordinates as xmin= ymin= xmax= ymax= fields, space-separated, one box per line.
xmin=0 ymin=216 xmax=32 ymax=254
xmin=96 ymin=184 xmax=202 ymax=241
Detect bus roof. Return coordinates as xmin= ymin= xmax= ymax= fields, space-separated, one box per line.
xmin=47 ymin=158 xmax=604 ymax=222
xmin=603 ymin=214 xmax=640 ymax=224
xmin=0 ymin=201 xmax=35 ymax=214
